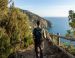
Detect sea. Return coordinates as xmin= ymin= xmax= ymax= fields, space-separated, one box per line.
xmin=44 ymin=17 xmax=75 ymax=46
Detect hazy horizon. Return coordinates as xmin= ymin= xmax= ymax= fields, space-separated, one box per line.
xmin=14 ymin=0 xmax=75 ymax=17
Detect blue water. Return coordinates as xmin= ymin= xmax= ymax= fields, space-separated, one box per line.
xmin=45 ymin=17 xmax=75 ymax=46
xmin=45 ymin=17 xmax=70 ymax=35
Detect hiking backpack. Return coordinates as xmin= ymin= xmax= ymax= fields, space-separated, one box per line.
xmin=33 ymin=28 xmax=43 ymax=43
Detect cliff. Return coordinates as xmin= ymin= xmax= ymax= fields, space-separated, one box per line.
xmin=20 ymin=9 xmax=51 ymax=29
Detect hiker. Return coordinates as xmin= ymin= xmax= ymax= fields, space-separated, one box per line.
xmin=33 ymin=20 xmax=46 ymax=58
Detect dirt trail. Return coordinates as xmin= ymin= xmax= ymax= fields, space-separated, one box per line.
xmin=8 ymin=40 xmax=75 ymax=58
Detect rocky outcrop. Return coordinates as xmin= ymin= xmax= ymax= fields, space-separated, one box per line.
xmin=20 ymin=9 xmax=51 ymax=29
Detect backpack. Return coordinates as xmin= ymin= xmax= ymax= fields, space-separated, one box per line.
xmin=33 ymin=28 xmax=42 ymax=44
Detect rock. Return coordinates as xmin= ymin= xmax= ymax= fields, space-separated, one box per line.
xmin=20 ymin=9 xmax=51 ymax=29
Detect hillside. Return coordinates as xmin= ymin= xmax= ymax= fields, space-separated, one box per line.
xmin=20 ymin=9 xmax=51 ymax=29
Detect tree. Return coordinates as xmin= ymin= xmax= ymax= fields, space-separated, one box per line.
xmin=0 ymin=0 xmax=33 ymax=58
xmin=67 ymin=10 xmax=75 ymax=37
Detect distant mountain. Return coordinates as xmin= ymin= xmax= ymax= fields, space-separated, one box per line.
xmin=20 ymin=9 xmax=51 ymax=29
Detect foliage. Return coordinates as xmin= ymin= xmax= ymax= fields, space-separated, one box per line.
xmin=65 ymin=10 xmax=75 ymax=55
xmin=0 ymin=0 xmax=8 ymax=19
xmin=69 ymin=22 xmax=75 ymax=28
xmin=0 ymin=28 xmax=10 ymax=58
xmin=66 ymin=10 xmax=75 ymax=38
xmin=0 ymin=0 xmax=8 ymax=10
xmin=66 ymin=45 xmax=75 ymax=55
xmin=0 ymin=0 xmax=33 ymax=58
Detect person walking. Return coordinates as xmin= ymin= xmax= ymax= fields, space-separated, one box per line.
xmin=33 ymin=20 xmax=46 ymax=58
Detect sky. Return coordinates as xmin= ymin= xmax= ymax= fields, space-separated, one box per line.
xmin=14 ymin=0 xmax=75 ymax=17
